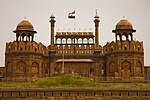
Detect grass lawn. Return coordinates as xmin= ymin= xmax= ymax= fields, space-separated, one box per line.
xmin=0 ymin=75 xmax=150 ymax=89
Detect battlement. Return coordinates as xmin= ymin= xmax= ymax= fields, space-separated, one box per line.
xmin=103 ymin=40 xmax=144 ymax=53
xmin=6 ymin=41 xmax=47 ymax=54
xmin=55 ymin=31 xmax=94 ymax=37
xmin=55 ymin=45 xmax=97 ymax=54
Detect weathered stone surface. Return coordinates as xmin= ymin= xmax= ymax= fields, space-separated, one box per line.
xmin=37 ymin=92 xmax=44 ymax=96
xmin=0 ymin=89 xmax=149 ymax=100
xmin=121 ymin=92 xmax=128 ymax=96
xmin=45 ymin=92 xmax=52 ymax=96
xmin=3 ymin=92 xmax=12 ymax=99
xmin=70 ymin=92 xmax=78 ymax=96
xmin=12 ymin=92 xmax=19 ymax=98
xmin=28 ymin=92 xmax=36 ymax=96
xmin=20 ymin=92 xmax=27 ymax=97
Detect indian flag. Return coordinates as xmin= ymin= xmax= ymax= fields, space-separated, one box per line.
xmin=68 ymin=11 xmax=75 ymax=19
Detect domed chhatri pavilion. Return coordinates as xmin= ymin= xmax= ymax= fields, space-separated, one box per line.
xmin=4 ymin=13 xmax=145 ymax=82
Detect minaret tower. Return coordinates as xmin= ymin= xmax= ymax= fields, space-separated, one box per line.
xmin=94 ymin=9 xmax=100 ymax=49
xmin=49 ymin=14 xmax=56 ymax=45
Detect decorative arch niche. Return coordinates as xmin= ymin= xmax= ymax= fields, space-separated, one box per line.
xmin=7 ymin=62 xmax=12 ymax=73
xmin=135 ymin=61 xmax=142 ymax=74
xmin=109 ymin=61 xmax=118 ymax=77
xmin=121 ymin=60 xmax=131 ymax=72
xmin=16 ymin=61 xmax=26 ymax=74
xmin=31 ymin=62 xmax=39 ymax=74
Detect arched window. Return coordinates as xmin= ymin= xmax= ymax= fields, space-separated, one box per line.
xmin=117 ymin=34 xmax=120 ymax=41
xmin=122 ymin=35 xmax=126 ymax=41
xmin=78 ymin=38 xmax=82 ymax=44
xmin=67 ymin=38 xmax=71 ymax=44
xmin=83 ymin=38 xmax=87 ymax=44
xmin=57 ymin=38 xmax=61 ymax=44
xmin=62 ymin=38 xmax=66 ymax=44
xmin=89 ymin=38 xmax=93 ymax=44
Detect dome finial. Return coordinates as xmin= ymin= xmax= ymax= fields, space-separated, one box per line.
xmin=50 ymin=13 xmax=55 ymax=18
xmin=94 ymin=9 xmax=99 ymax=18
xmin=24 ymin=17 xmax=27 ymax=20
xmin=96 ymin=9 xmax=97 ymax=15
xmin=51 ymin=13 xmax=54 ymax=16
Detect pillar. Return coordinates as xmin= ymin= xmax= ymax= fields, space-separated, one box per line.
xmin=32 ymin=35 xmax=34 ymax=41
xmin=131 ymin=34 xmax=133 ymax=41
xmin=16 ymin=34 xmax=19 ymax=41
xmin=115 ymin=34 xmax=117 ymax=42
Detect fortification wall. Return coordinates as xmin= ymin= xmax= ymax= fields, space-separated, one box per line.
xmin=103 ymin=40 xmax=143 ymax=53
xmin=0 ymin=88 xmax=149 ymax=100
xmin=6 ymin=41 xmax=47 ymax=54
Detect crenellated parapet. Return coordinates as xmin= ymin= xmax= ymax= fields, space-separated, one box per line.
xmin=6 ymin=41 xmax=47 ymax=55
xmin=103 ymin=40 xmax=143 ymax=53
xmin=55 ymin=45 xmax=96 ymax=54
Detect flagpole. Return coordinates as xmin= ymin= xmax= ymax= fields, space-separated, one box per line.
xmin=74 ymin=19 xmax=76 ymax=28
xmin=62 ymin=40 xmax=64 ymax=73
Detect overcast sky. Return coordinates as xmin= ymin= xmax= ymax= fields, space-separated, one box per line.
xmin=0 ymin=0 xmax=150 ymax=66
